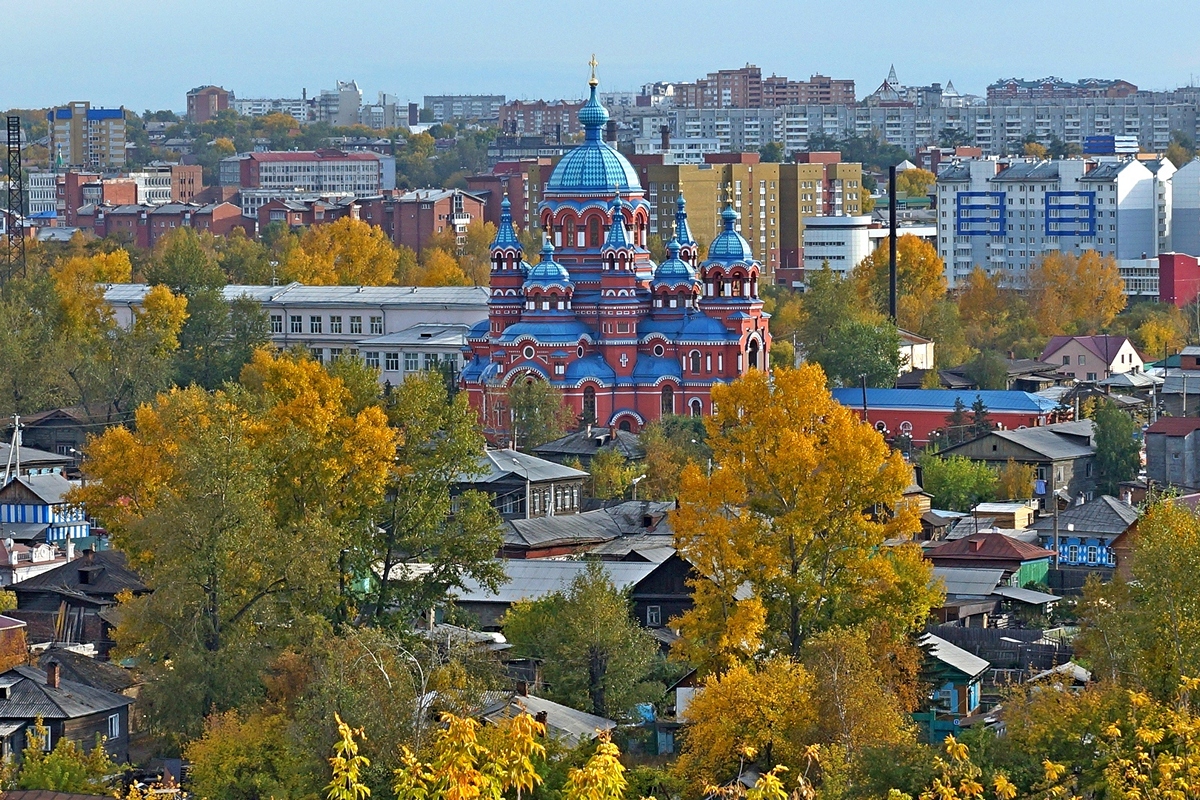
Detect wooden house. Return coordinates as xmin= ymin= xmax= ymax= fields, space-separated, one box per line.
xmin=0 ymin=474 xmax=91 ymax=542
xmin=0 ymin=664 xmax=132 ymax=762
xmin=913 ymin=632 xmax=990 ymax=743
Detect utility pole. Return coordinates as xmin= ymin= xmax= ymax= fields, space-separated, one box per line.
xmin=2 ymin=414 xmax=20 ymax=486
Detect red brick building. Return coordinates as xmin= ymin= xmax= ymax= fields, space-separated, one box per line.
xmin=379 ymin=189 xmax=486 ymax=253
xmin=81 ymin=201 xmax=242 ymax=248
xmin=499 ymin=100 xmax=586 ymax=138
xmin=466 ymin=159 xmax=549 ymax=233
xmin=187 ymin=85 xmax=231 ymax=124
xmin=257 ymin=197 xmax=359 ymax=231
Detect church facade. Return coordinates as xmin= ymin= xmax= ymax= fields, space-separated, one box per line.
xmin=461 ymin=71 xmax=771 ymax=437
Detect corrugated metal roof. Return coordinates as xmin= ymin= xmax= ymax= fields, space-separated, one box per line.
xmin=105 ymin=283 xmax=490 ymax=308
xmin=831 ymin=388 xmax=1059 ymax=414
xmin=932 ymin=567 xmax=1004 ymax=598
xmin=484 ymin=693 xmax=615 ymax=746
xmin=0 ymin=665 xmax=132 ymax=720
xmin=1028 ymin=495 xmax=1138 ymax=537
xmin=992 ymin=585 xmax=1060 ymax=605
xmin=920 ymin=633 xmax=990 ymax=678
xmin=451 ymin=559 xmax=659 ymax=605
xmin=468 ymin=449 xmax=589 ymax=485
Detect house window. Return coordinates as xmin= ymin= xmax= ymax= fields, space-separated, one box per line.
xmin=270 ymin=314 xmax=283 ymax=334
xmin=365 ymin=351 xmax=380 ymax=368
xmin=290 ymin=315 xmax=302 ymax=334
xmin=310 ymin=315 xmax=322 ymax=334
xmin=329 ymin=315 xmax=343 ymax=333
xmin=385 ymin=352 xmax=399 ymax=371
xmin=1068 ymin=544 xmax=1079 ymax=563
xmin=329 ymin=348 xmax=343 ymax=360
xmin=370 ymin=316 xmax=384 ymax=335
xmin=1078 ymin=355 xmax=1086 ymax=366
xmin=405 ymin=352 xmax=419 ymax=371
xmin=1062 ymin=355 xmax=1070 ymax=365
xmin=1087 ymin=545 xmax=1098 ymax=564
xmin=424 ymin=353 xmax=439 ymax=369
xmin=107 ymin=713 xmax=120 ymax=739
xmin=647 ymin=605 xmax=662 ymax=626
xmin=350 ymin=315 xmax=363 ymax=334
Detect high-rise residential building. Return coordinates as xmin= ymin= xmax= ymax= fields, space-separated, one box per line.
xmin=316 ymin=81 xmax=362 ymax=126
xmin=988 ymin=77 xmax=1138 ymax=102
xmin=935 ymin=156 xmax=1175 ymax=288
xmin=423 ymin=95 xmax=505 ymax=123
xmin=231 ymin=96 xmax=311 ymax=120
xmin=674 ymin=66 xmax=855 ymax=110
xmin=47 ymin=103 xmax=127 ymax=169
xmin=1174 ymin=159 xmax=1200 ymax=257
xmin=627 ymin=151 xmax=863 ymax=278
xmin=25 ymin=172 xmax=59 ymax=217
xmin=186 ymin=86 xmax=231 ymax=123
xmin=498 ymin=99 xmax=587 ymax=138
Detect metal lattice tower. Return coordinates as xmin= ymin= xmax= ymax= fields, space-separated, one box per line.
xmin=4 ymin=116 xmax=25 ymax=281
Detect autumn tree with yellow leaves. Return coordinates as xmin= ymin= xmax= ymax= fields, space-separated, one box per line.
xmin=1028 ymin=250 xmax=1126 ymax=336
xmin=673 ymin=365 xmax=940 ymax=670
xmin=283 ymin=217 xmax=401 ymax=285
xmin=74 ymin=349 xmax=396 ymax=744
xmin=852 ymin=235 xmax=948 ymax=336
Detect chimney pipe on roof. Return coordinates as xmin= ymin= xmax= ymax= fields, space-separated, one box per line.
xmin=605 ymin=120 xmax=618 ymax=144
xmin=660 ymin=125 xmax=670 ymax=152
xmin=47 ymin=662 xmax=60 ymax=689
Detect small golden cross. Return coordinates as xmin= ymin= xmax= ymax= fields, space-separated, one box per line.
xmin=588 ymin=54 xmax=599 ymax=86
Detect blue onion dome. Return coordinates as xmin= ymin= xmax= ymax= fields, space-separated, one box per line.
xmin=705 ymin=204 xmax=755 ymax=264
xmin=524 ymin=239 xmax=572 ymax=290
xmin=603 ymin=194 xmax=630 ymax=250
xmin=675 ymin=194 xmax=695 ymax=246
xmin=653 ymin=238 xmax=697 ymax=288
xmin=545 ymin=78 xmax=641 ymax=194
xmin=491 ymin=195 xmax=522 ymax=251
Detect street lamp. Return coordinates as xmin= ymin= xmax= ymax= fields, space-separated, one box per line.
xmin=631 ymin=473 xmax=648 ymax=501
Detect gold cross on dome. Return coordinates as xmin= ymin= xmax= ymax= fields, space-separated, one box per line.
xmin=589 ymin=54 xmax=599 ymax=86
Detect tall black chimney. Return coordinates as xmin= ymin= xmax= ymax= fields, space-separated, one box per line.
xmin=605 ymin=120 xmax=618 ymax=144
xmin=888 ymin=165 xmax=898 ymax=322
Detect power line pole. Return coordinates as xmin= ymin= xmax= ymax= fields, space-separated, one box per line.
xmin=3 ymin=116 xmax=25 ymax=282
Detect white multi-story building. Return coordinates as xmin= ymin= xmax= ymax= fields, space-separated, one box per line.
xmin=632 ymin=136 xmax=720 ymax=164
xmin=935 ymin=157 xmax=1170 ymax=288
xmin=104 ymin=284 xmax=489 ymax=380
xmin=801 ymin=215 xmax=872 ymax=280
xmin=221 ymin=150 xmax=395 ymax=217
xmin=232 ymin=97 xmax=311 ymax=120
xmin=1174 ymin=158 xmax=1200 ymax=257
xmin=25 ymin=172 xmax=58 ymax=217
xmin=128 ymin=168 xmax=173 ymax=205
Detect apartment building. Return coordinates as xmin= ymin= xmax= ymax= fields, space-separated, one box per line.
xmin=935 ymin=156 xmax=1170 ymax=288
xmin=1175 ymin=159 xmax=1200 ymax=257
xmin=498 ymin=99 xmax=586 ymax=138
xmin=987 ymin=77 xmax=1138 ymax=102
xmin=25 ymin=172 xmax=58 ymax=217
xmin=370 ymin=188 xmax=487 ymax=253
xmin=423 ymin=95 xmax=505 ymax=123
xmin=232 ymin=96 xmax=311 ymax=120
xmin=104 ymin=284 xmax=489 ymax=376
xmin=628 ymin=151 xmax=864 ymax=276
xmin=799 ymin=215 xmax=873 ymax=283
xmin=47 ymin=103 xmax=127 ymax=169
xmin=220 ymin=149 xmax=393 ymax=217
xmin=673 ymin=65 xmax=855 ymax=110
xmin=186 ymin=86 xmax=231 ymax=123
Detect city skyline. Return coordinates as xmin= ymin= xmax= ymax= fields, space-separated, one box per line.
xmin=2 ymin=0 xmax=1199 ymax=111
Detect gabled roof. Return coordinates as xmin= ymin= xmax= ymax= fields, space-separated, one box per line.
xmin=504 ymin=500 xmax=674 ymax=550
xmin=940 ymin=420 xmax=1095 ymax=461
xmin=465 ymin=449 xmax=589 ymax=485
xmin=451 ymin=559 xmax=661 ymax=605
xmin=0 ymin=665 xmax=131 ymax=721
xmin=919 ymin=633 xmax=990 ymax=679
xmin=0 ymin=474 xmax=74 ymax=505
xmin=0 ymin=442 xmax=73 ymax=468
xmin=10 ymin=550 xmax=146 ymax=598
xmin=483 ymin=692 xmax=615 ymax=746
xmin=38 ymin=650 xmax=135 ymax=694
xmin=1146 ymin=417 xmax=1200 ymax=436
xmin=1028 ymin=495 xmax=1138 ymax=537
xmin=534 ymin=429 xmax=645 ymax=461
xmin=1040 ymin=335 xmax=1133 ymax=365
xmin=926 ymin=532 xmax=1055 ymax=563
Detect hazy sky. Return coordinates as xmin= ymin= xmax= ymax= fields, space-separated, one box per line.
xmin=2 ymin=0 xmax=1199 ymax=111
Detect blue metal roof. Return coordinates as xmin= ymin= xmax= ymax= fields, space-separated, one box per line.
xmin=603 ymin=196 xmax=631 ymax=250
xmin=631 ymin=355 xmax=682 ymax=382
xmin=704 ymin=205 xmax=754 ymax=265
xmin=675 ymin=195 xmax=695 ymax=246
xmin=86 ymin=108 xmax=124 ymax=120
xmin=498 ymin=320 xmax=592 ymax=343
xmin=546 ymin=82 xmax=640 ymax=194
xmin=680 ymin=314 xmax=736 ymax=341
xmin=565 ymin=355 xmax=616 ymax=383
xmin=652 ymin=239 xmax=698 ymax=289
xmin=491 ymin=196 xmax=522 ymax=251
xmin=524 ymin=241 xmax=572 ymax=290
xmin=830 ymin=388 xmax=1060 ymax=414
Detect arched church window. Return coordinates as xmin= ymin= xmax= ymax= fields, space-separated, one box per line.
xmin=588 ymin=217 xmax=601 ymax=247
xmin=689 ymin=351 xmax=701 ymax=373
xmin=583 ymin=386 xmax=597 ymax=425
xmin=748 ymin=339 xmax=760 ymax=370
xmin=565 ymin=218 xmax=575 ymax=247
xmin=661 ymin=385 xmax=674 ymax=416
xmin=690 ymin=398 xmax=703 ymax=417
